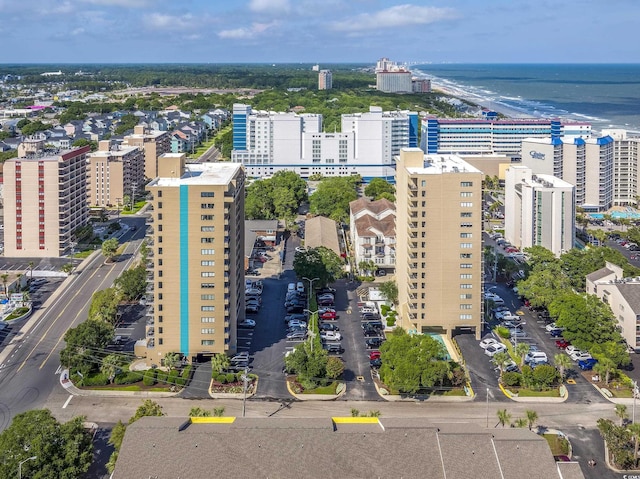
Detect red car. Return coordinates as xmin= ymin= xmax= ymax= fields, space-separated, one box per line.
xmin=555 ymin=339 xmax=570 ymax=349
xmin=320 ymin=311 xmax=337 ymax=320
xmin=369 ymin=351 xmax=381 ymax=360
xmin=505 ymin=247 xmax=519 ymax=253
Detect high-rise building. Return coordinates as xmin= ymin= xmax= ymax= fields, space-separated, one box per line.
xmin=603 ymin=129 xmax=640 ymax=206
xmin=144 ymin=161 xmax=245 ymax=362
xmin=375 ymin=57 xmax=412 ymax=93
xmin=504 ymin=166 xmax=575 ymax=257
xmin=521 ymin=136 xmax=614 ymax=212
xmin=395 ymin=148 xmax=483 ymax=339
xmin=4 ymin=140 xmax=90 ymax=257
xmin=421 ymin=117 xmax=592 ymax=156
xmin=87 ymin=140 xmax=145 ymax=208
xmin=231 ymin=104 xmax=417 ymax=181
xmin=123 ymin=125 xmax=170 ymax=180
xmin=318 ymin=70 xmax=332 ymax=90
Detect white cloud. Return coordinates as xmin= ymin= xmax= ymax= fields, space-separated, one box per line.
xmin=249 ymin=0 xmax=290 ymax=14
xmin=144 ymin=12 xmax=196 ymax=30
xmin=80 ymin=0 xmax=150 ymax=6
xmin=218 ymin=22 xmax=278 ymax=40
xmin=331 ymin=4 xmax=456 ymax=32
xmin=71 ymin=27 xmax=86 ymax=36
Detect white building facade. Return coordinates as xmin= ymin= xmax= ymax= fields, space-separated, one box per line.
xmin=505 ymin=166 xmax=575 ymax=257
xmin=349 ymin=198 xmax=396 ymax=273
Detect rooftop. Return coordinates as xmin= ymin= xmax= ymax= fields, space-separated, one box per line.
xmin=148 ymin=162 xmax=243 ymax=187
xmin=406 ymin=152 xmax=482 ymax=175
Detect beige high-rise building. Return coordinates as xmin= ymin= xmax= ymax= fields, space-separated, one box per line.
xmin=395 ymin=148 xmax=483 ymax=339
xmin=144 ymin=161 xmax=245 ymax=363
xmin=318 ymin=69 xmax=332 ymax=90
xmin=87 ymin=140 xmax=145 ymax=208
xmin=4 ymin=141 xmax=90 ymax=257
xmin=123 ymin=125 xmax=170 ymax=180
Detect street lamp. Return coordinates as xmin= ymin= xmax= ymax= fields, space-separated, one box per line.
xmin=18 ymin=456 xmax=36 ymax=479
xmin=302 ymin=277 xmax=319 ymax=305
xmin=303 ymin=308 xmax=318 ymax=352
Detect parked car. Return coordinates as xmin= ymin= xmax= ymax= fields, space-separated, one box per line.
xmin=295 ymin=246 xmax=307 ymax=253
xmin=288 ymin=319 xmax=307 ymax=329
xmin=545 ymin=322 xmax=562 ymax=332
xmin=509 ymin=329 xmax=527 ymax=339
xmin=363 ymin=326 xmax=380 ymax=337
xmin=246 ymin=305 xmax=259 ymax=314
xmin=494 ymin=360 xmax=519 ymax=374
xmin=366 ymin=337 xmax=385 ymax=349
xmin=318 ymin=299 xmax=335 ymax=307
xmin=571 ymin=351 xmax=593 ymax=362
xmin=238 ymin=319 xmax=256 ymax=328
xmin=284 ymin=313 xmax=307 ymax=323
xmin=369 ymin=351 xmax=381 ymax=360
xmin=555 ymin=339 xmax=570 ymax=349
xmin=318 ymin=287 xmax=336 ymax=295
xmin=479 ymin=337 xmax=498 ymax=349
xmin=361 ymin=313 xmax=381 ymax=321
xmin=320 ymin=311 xmax=337 ymax=320
xmin=485 ymin=343 xmax=507 ymax=357
xmin=370 ymin=358 xmax=382 ymax=369
xmin=362 ymin=320 xmax=384 ymax=331
xmin=319 ymin=322 xmax=340 ymax=332
xmin=525 ymin=351 xmax=548 ymax=365
xmin=317 ymin=293 xmax=335 ymax=301
xmin=286 ymin=331 xmax=307 ymax=341
xmin=565 ymin=345 xmax=579 ymax=356
xmin=360 ymin=307 xmax=376 ymax=314
xmin=318 ymin=308 xmax=336 ymax=315
xmin=502 ymin=321 xmax=523 ymax=330
xmin=320 ymin=331 xmax=342 ymax=342
xmin=549 ymin=328 xmax=564 ymax=338
xmin=578 ymin=358 xmax=598 ymax=370
xmin=230 ymin=352 xmax=249 ymax=363
xmin=287 ymin=306 xmax=305 ymax=314
xmin=322 ymin=342 xmax=343 ymax=354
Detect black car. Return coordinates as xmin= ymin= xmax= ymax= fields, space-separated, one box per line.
xmin=366 ymin=337 xmax=385 ymax=349
xmin=363 ymin=327 xmax=379 ymax=337
xmin=370 ymin=358 xmax=382 ymax=369
xmin=319 ymin=323 xmax=339 ymax=332
xmin=317 ymin=287 xmax=336 ymax=295
xmin=285 ymin=313 xmax=308 ymax=323
xmin=361 ymin=313 xmax=381 ymax=321
xmin=362 ymin=320 xmax=384 ymax=331
xmin=287 ymin=306 xmax=305 ymax=314
xmin=322 ymin=342 xmax=344 ymax=354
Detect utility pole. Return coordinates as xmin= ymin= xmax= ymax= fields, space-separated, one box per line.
xmin=486 ymin=388 xmax=490 ymax=428
xmin=242 ymin=366 xmax=249 ymax=418
xmin=130 ymin=182 xmax=137 ymax=211
xmin=634 ymin=380 xmax=638 ymax=423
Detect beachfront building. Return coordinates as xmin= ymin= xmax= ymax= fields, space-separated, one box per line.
xmin=231 ymin=104 xmax=418 ymax=181
xmin=395 ymin=148 xmax=483 ymax=339
xmin=375 ymin=57 xmax=412 ymax=93
xmin=587 ymin=262 xmax=640 ymax=351
xmin=420 ymin=117 xmax=592 ymax=157
xmin=504 ymin=166 xmax=575 ymax=257
xmin=603 ymin=129 xmax=640 ymax=207
xmin=318 ymin=70 xmax=332 ymax=90
xmin=143 ymin=160 xmax=245 ymax=363
xmin=87 ymin=140 xmax=145 ymax=208
xmin=122 ymin=125 xmax=171 ymax=179
xmin=349 ymin=198 xmax=396 ymax=274
xmin=4 ymin=140 xmax=90 ymax=257
xmin=521 ymin=136 xmax=614 ymax=212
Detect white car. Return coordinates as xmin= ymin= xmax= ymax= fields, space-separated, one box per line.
xmin=545 ymin=322 xmax=561 ymax=332
xmin=288 ymin=319 xmax=307 ymax=329
xmin=525 ymin=351 xmax=548 ymax=365
xmin=571 ymin=351 xmax=593 ymax=362
xmin=565 ymin=345 xmax=579 ymax=356
xmin=479 ymin=337 xmax=498 ymax=349
xmin=230 ymin=352 xmax=249 ymax=363
xmin=320 ymin=331 xmax=342 ymax=342
xmin=485 ymin=343 xmax=507 ymax=357
xmin=245 ymin=288 xmax=262 ymax=296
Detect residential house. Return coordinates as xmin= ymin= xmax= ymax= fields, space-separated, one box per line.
xmin=305 ymin=216 xmax=342 ymax=257
xmin=349 ymin=197 xmax=396 ymax=273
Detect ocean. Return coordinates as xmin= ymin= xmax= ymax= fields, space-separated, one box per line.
xmin=412 ymin=64 xmax=640 ymax=134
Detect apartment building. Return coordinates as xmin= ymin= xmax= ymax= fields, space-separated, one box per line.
xmin=603 ymin=129 xmax=640 ymax=206
xmin=421 ymin=117 xmax=592 ymax=157
xmin=122 ymin=125 xmax=170 ymax=179
xmin=375 ymin=57 xmax=412 ymax=93
xmin=504 ymin=166 xmax=575 ymax=257
xmin=349 ymin=198 xmax=396 ymax=273
xmin=144 ymin=161 xmax=245 ymax=362
xmin=4 ymin=140 xmax=90 ymax=257
xmin=318 ymin=70 xmax=333 ymax=90
xmin=232 ymin=104 xmax=417 ymax=181
xmin=87 ymin=140 xmax=145 ymax=208
xmin=395 ymin=148 xmax=483 ymax=339
xmin=521 ymin=136 xmax=614 ymax=212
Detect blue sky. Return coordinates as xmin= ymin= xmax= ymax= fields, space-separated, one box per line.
xmin=1 ymin=0 xmax=638 ymax=63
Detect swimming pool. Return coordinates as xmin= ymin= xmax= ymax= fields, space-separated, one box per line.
xmin=427 ymin=333 xmax=452 ymax=360
xmin=589 ymin=210 xmax=640 ymax=220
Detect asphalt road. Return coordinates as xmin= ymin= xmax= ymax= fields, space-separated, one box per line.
xmin=0 ymin=216 xmax=147 ymax=431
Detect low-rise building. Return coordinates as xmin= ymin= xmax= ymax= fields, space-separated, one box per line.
xmin=349 ymin=197 xmax=396 ymax=273
xmin=305 ymin=216 xmax=341 ymax=257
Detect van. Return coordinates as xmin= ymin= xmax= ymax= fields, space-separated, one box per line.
xmin=525 ymin=351 xmax=548 ymax=365
xmin=288 ymin=283 xmax=296 ymax=292
xmin=296 ymin=281 xmax=305 ymax=293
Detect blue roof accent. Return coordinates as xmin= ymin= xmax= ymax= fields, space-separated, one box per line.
xmin=573 ymin=138 xmax=585 ymax=145
xmin=597 ymin=135 xmax=614 ymax=145
xmin=551 ymin=137 xmax=563 ymax=146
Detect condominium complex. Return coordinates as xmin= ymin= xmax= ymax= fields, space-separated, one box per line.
xmin=231 ymin=104 xmax=417 ymax=181
xmin=375 ymin=57 xmax=412 ymax=93
xmin=144 ymin=160 xmax=245 ymax=363
xmin=420 ymin=117 xmax=592 ymax=156
xmin=504 ymin=166 xmax=575 ymax=257
xmin=87 ymin=140 xmax=145 ymax=208
xmin=318 ymin=70 xmax=332 ymax=90
xmin=395 ymin=148 xmax=483 ymax=339
xmin=4 ymin=140 xmax=90 ymax=257
xmin=521 ymin=136 xmax=614 ymax=212
xmin=349 ymin=198 xmax=396 ymax=273
xmin=122 ymin=125 xmax=170 ymax=179
xmin=603 ymin=129 xmax=640 ymax=206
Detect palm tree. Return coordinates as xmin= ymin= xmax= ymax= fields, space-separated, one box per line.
xmin=212 ymin=406 xmax=225 ymax=417
xmin=514 ymin=343 xmax=530 ymax=368
xmin=629 ymin=422 xmax=640 ymax=468
xmin=27 ymin=261 xmax=34 ymax=283
xmin=615 ymin=404 xmax=629 ymax=426
xmin=514 ymin=417 xmax=528 ymax=428
xmin=493 ymin=352 xmax=511 ymax=382
xmin=101 ymin=354 xmax=121 ymax=384
xmin=189 ymin=407 xmax=211 ymax=417
xmin=594 ymin=358 xmax=617 ymax=385
xmin=496 ymin=409 xmax=512 ymax=428
xmin=163 ymin=352 xmax=181 ymax=372
xmin=554 ymin=353 xmax=573 ymax=382
xmin=102 ymin=238 xmax=119 ymax=263
xmin=211 ymin=353 xmax=230 ymax=374
xmin=525 ymin=409 xmax=538 ymax=431
xmin=1 ymin=273 xmax=8 ymax=296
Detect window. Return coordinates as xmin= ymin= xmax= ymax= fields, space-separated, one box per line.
xmin=157 ymin=201 xmax=162 ymax=209
xmin=201 ymin=340 xmax=215 ymax=346
xmin=461 ymin=212 xmax=472 ymax=217
xmin=460 ymin=304 xmax=472 ymax=310
xmin=460 ymin=233 xmax=473 ymax=238
xmin=157 ymin=190 xmax=163 ymax=198
xmin=201 ymin=272 xmax=215 ymax=277
xmin=201 ymin=215 xmax=215 ymax=221
xmin=460 ymin=243 xmax=473 ymax=248
xmin=158 ymin=213 xmax=163 ymax=220
xmin=158 ymin=327 xmax=163 ymax=334
xmin=201 ymin=283 xmax=215 ymax=288
xmin=460 ymin=202 xmax=473 ymax=207
xmin=460 ymin=253 xmax=472 ymax=259
xmin=459 ymin=314 xmax=472 ymax=320
xmin=460 ymin=181 xmax=473 ymax=187
xmin=201 ymin=328 xmax=215 ymax=334
xmin=460 ymin=223 xmax=473 ymax=228
xmin=158 ymin=281 xmax=163 ymax=289
xmin=201 ymin=260 xmax=215 ymax=266
xmin=201 ymin=226 xmax=215 ymax=232
xmin=201 ymin=238 xmax=214 ymax=243
xmin=201 ymin=294 xmax=215 ymax=300
xmin=460 ymin=263 xmax=473 ymax=268
xmin=201 ymin=317 xmax=215 ymax=323
xmin=201 ymin=192 xmax=215 ymax=197
xmin=201 ymin=249 xmax=215 ymax=255
xmin=201 ymin=306 xmax=215 ymax=311
xmin=158 ymin=315 xmax=163 ymax=323
xmin=460 ymin=274 xmax=472 ymax=279
xmin=460 ymin=294 xmax=472 ymax=299
xmin=158 ymin=247 xmax=163 ymax=255
xmin=460 ymin=192 xmax=473 ymax=197
xmin=201 ymin=203 xmax=215 ymax=209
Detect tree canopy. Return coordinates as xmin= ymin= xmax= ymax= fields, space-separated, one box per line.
xmin=364 ymin=178 xmax=395 ymax=201
xmin=60 ymin=319 xmax=114 ymax=373
xmin=115 ymin=264 xmax=146 ymax=301
xmin=245 ymin=170 xmax=307 ymax=221
xmin=309 ymin=176 xmax=359 ymax=222
xmin=293 ymin=246 xmax=343 ymax=288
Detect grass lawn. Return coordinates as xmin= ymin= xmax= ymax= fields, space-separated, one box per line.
xmin=191 ymin=137 xmax=217 ymax=159
xmin=302 ymin=381 xmax=338 ymax=394
xmin=516 ymin=388 xmax=561 ymax=397
xmin=5 ymin=307 xmax=30 ymax=321
xmin=435 ymin=388 xmax=468 ymax=396
xmin=121 ymin=200 xmax=147 ymax=215
xmin=73 ymin=250 xmax=94 ymax=259
xmin=608 ymin=387 xmax=634 ymax=398
xmin=543 ymin=433 xmax=570 ymax=456
xmin=96 ymin=385 xmax=172 ymax=392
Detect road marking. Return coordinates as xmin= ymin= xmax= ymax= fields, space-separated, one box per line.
xmin=62 ymin=395 xmax=73 ymax=409
xmin=55 ymin=365 xmax=62 ymax=375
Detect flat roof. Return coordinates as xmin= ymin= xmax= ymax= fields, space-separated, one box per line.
xmin=89 ymin=146 xmax=140 ymax=158
xmin=148 ymin=162 xmax=242 ymax=187
xmin=408 ymin=154 xmax=482 ymax=175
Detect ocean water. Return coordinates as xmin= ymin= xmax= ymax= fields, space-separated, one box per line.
xmin=412 ymin=64 xmax=640 ymax=133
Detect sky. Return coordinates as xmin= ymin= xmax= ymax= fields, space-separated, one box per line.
xmin=0 ymin=0 xmax=639 ymax=64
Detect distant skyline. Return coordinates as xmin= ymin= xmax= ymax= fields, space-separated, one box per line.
xmin=1 ymin=0 xmax=638 ymax=64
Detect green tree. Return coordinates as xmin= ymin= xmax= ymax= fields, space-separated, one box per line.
xmin=189 ymin=407 xmax=212 ymax=417
xmin=211 ymin=353 xmax=230 ymax=374
xmin=594 ymin=357 xmax=617 ymax=385
xmin=115 ymin=264 xmax=147 ymax=301
xmin=88 ymin=287 xmax=120 ymax=324
xmin=0 ymin=273 xmax=8 ymax=295
xmin=525 ymin=409 xmax=538 ymax=431
xmin=554 ymin=353 xmax=572 ymax=382
xmin=284 ymin=340 xmax=328 ymax=389
xmin=0 ymin=410 xmax=93 ymax=479
xmin=129 ymin=399 xmax=164 ymax=424
xmin=616 ymin=404 xmax=629 ymax=427
xmin=61 ymin=263 xmax=74 ymax=274
xmin=364 ymin=178 xmax=395 ymax=200
xmin=379 ymin=280 xmax=399 ymax=306
xmin=591 ymin=341 xmax=631 ymax=369
xmin=60 ymin=319 xmax=114 ymax=373
xmin=106 ymin=420 xmax=127 ymax=473
xmin=493 ymin=351 xmax=511 ymax=381
xmin=212 ymin=406 xmax=226 ymax=417
xmin=531 ymin=364 xmax=558 ymax=389
xmin=114 ymin=113 xmax=139 ymax=135
xmin=309 ymin=176 xmax=359 ymax=222
xmin=514 ymin=417 xmax=528 ymax=428
xmin=629 ymin=422 xmax=640 ymax=468
xmin=326 ymin=356 xmax=345 ymax=379
xmin=293 ymin=246 xmax=343 ymax=288
xmin=102 ymin=237 xmax=119 ymax=263
xmin=496 ymin=409 xmax=512 ymax=428
xmin=163 ymin=352 xmax=181 ymax=371
xmin=100 ymin=353 xmax=122 ymax=383
xmin=514 ymin=343 xmax=530 ymax=368
xmin=20 ymin=120 xmax=50 ymax=136
xmin=72 ymin=138 xmax=98 ymax=151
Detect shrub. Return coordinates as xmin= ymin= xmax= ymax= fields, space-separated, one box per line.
xmin=142 ymin=369 xmax=157 ymax=386
xmin=386 ymin=317 xmax=396 ymax=327
xmin=380 ymin=304 xmax=390 ymax=315
xmin=502 ymin=372 xmax=521 ymax=387
xmin=156 ymin=370 xmax=168 ymax=384
xmin=167 ymin=369 xmax=179 ymax=386
xmin=114 ymin=371 xmax=143 ymax=385
xmin=495 ymin=326 xmax=510 ymax=339
xmin=218 ymin=374 xmax=227 ymax=384
xmin=80 ymin=372 xmax=109 ymax=387
xmin=226 ymin=373 xmax=236 ymax=383
xmin=211 ymin=371 xmax=219 ymax=381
